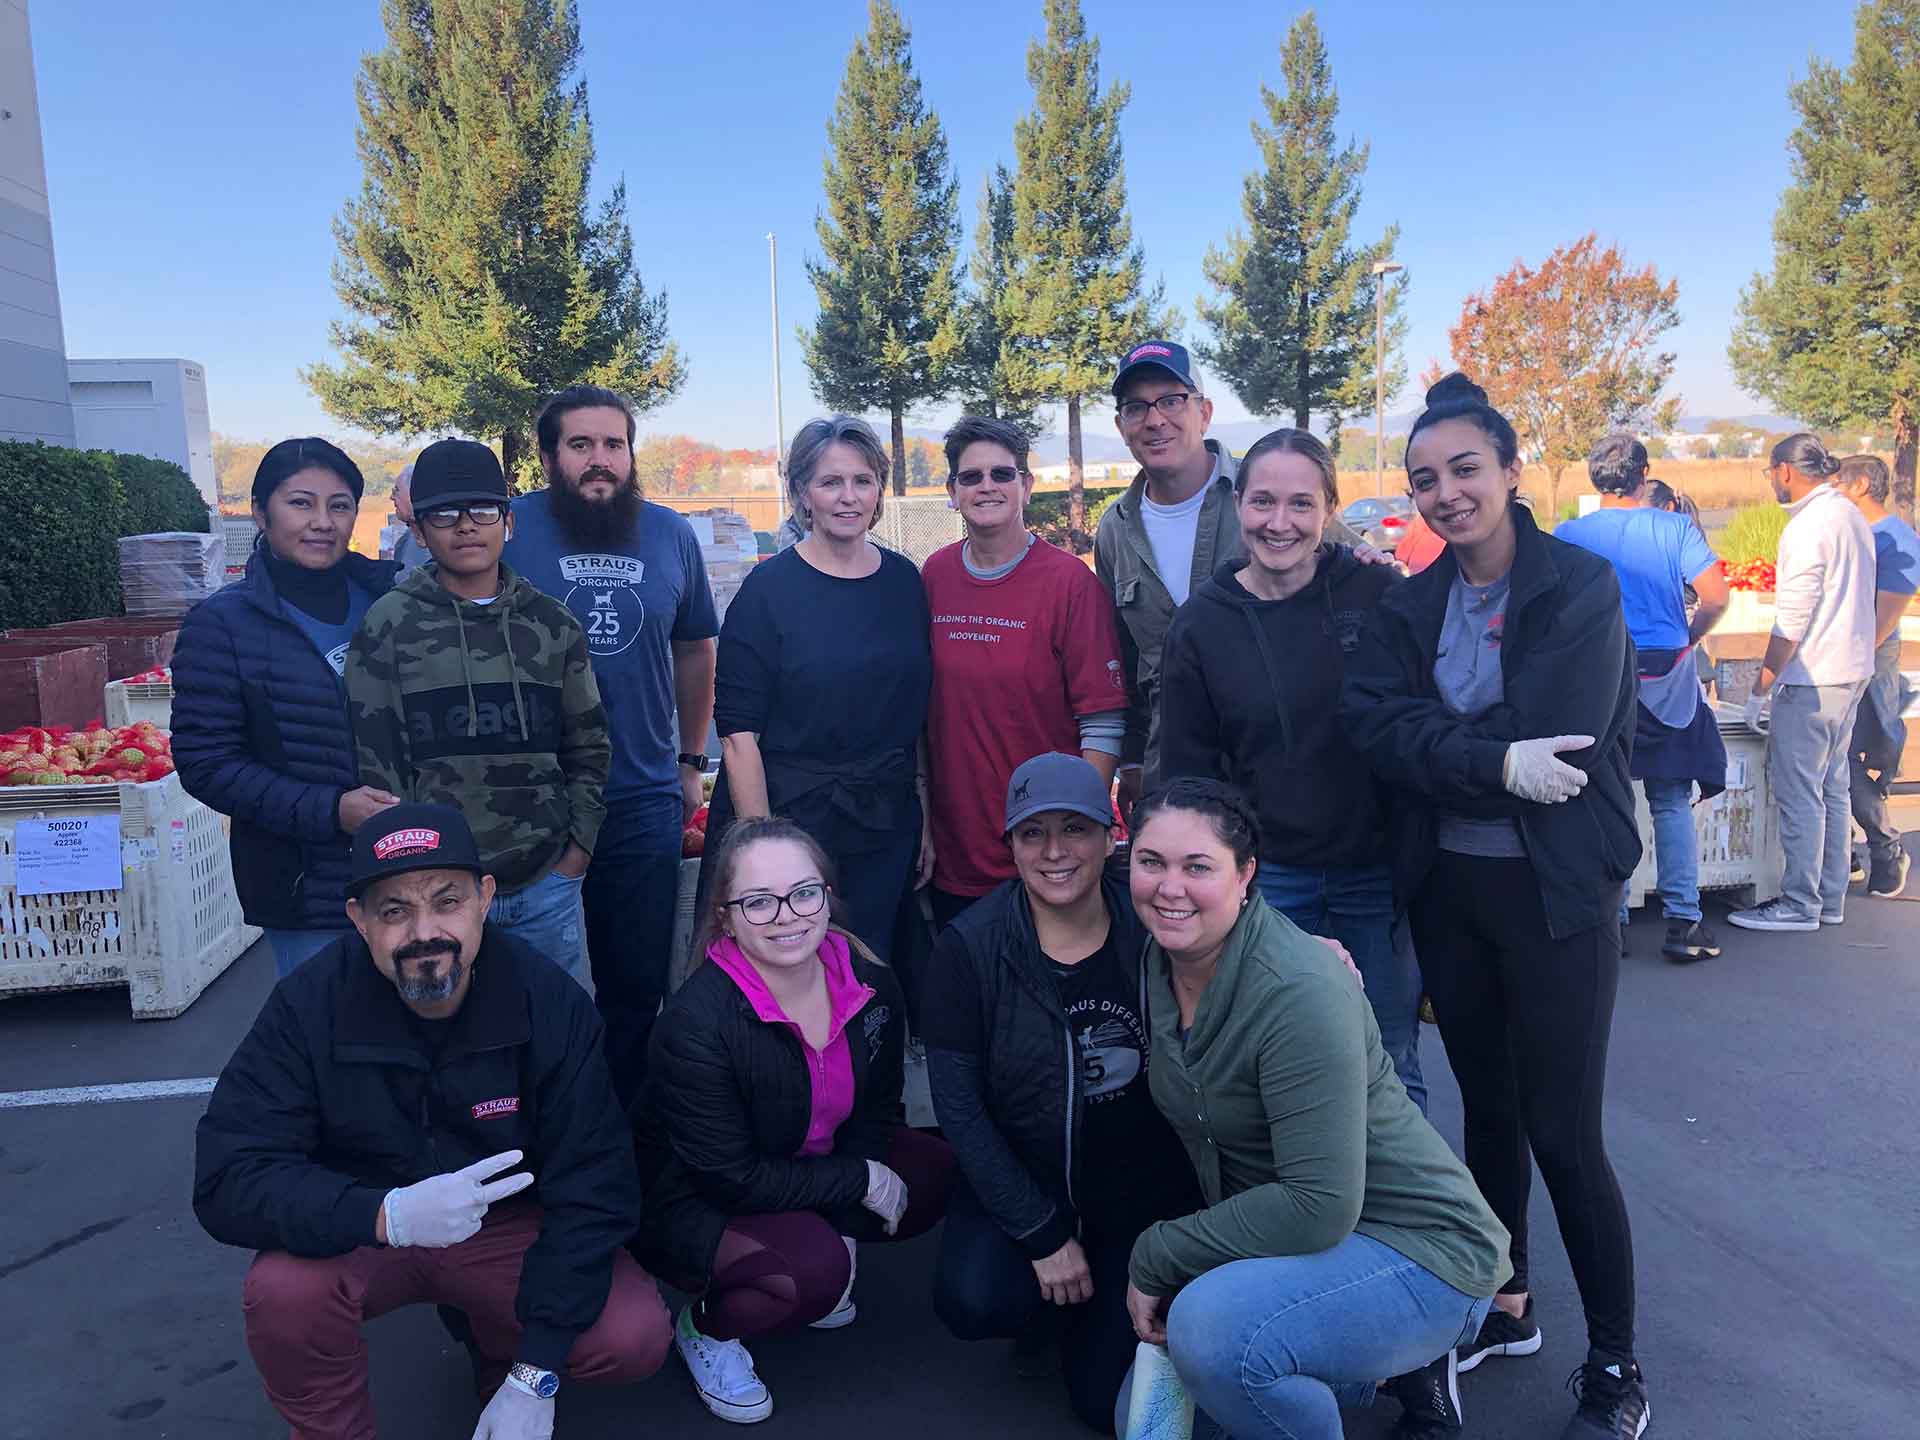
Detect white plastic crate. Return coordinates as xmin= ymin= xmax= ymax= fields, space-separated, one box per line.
xmin=0 ymin=774 xmax=259 ymax=1017
xmin=1626 ymin=709 xmax=1782 ymax=912
xmin=103 ymin=678 xmax=173 ymax=730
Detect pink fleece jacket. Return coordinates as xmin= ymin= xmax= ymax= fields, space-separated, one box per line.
xmin=708 ymin=930 xmax=875 ymax=1156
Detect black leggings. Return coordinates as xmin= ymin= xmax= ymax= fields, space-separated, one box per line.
xmin=1411 ymin=849 xmax=1637 ymax=1360
xmin=933 ymin=1182 xmax=1138 ymax=1434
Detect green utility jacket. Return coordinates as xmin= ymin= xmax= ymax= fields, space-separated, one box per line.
xmin=1128 ymin=896 xmax=1512 ymax=1301
xmin=346 ymin=563 xmax=609 ymax=893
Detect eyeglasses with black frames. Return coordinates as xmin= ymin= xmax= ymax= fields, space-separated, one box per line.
xmin=725 ymin=882 xmax=829 ymax=925
xmin=421 ymin=503 xmax=507 ymax=529
xmin=1117 ymin=393 xmax=1197 ymax=426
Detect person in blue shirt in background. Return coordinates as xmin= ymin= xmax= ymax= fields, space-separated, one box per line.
xmin=1558 ymin=435 xmax=1732 ymax=963
xmin=1836 ymin=454 xmax=1917 ymax=898
xmin=505 ymin=385 xmax=719 ymax=1107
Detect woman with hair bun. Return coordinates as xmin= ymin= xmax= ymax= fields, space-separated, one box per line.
xmin=171 ymin=438 xmax=402 ymax=976
xmin=1341 ymin=375 xmax=1652 ymax=1438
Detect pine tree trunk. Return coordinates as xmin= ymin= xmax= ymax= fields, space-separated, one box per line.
xmin=501 ymin=429 xmax=524 ymax=494
xmin=890 ymin=406 xmax=907 ymax=497
xmin=1067 ymin=396 xmax=1086 ymax=536
xmin=1894 ymin=413 xmax=1917 ymax=527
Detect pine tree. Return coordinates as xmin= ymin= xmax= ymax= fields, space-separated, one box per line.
xmin=303 ymin=0 xmax=682 ymax=484
xmin=1196 ymin=11 xmax=1403 ymax=437
xmin=953 ymin=166 xmax=1042 ymax=438
xmin=1001 ymin=0 xmax=1169 ymax=531
xmin=802 ymin=0 xmax=962 ymax=495
xmin=1730 ymin=0 xmax=1920 ymax=519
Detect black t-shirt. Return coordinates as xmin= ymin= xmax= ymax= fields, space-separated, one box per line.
xmin=1048 ymin=932 xmax=1195 ymax=1238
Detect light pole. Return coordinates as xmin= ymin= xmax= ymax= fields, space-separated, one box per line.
xmin=767 ymin=233 xmax=785 ymax=483
xmin=1372 ymin=260 xmax=1403 ymax=498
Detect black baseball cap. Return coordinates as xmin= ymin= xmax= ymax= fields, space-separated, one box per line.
xmin=1004 ymin=753 xmax=1114 ymax=834
xmin=410 ymin=438 xmax=510 ymax=511
xmin=1112 ymin=339 xmax=1199 ymax=396
xmin=349 ymin=803 xmax=485 ymax=898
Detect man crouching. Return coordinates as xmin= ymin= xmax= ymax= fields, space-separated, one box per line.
xmin=193 ymin=803 xmax=668 ymax=1439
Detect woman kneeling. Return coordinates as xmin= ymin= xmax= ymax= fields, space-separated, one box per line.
xmin=633 ymin=817 xmax=954 ymax=1424
xmin=1122 ymin=780 xmax=1512 ymax=1440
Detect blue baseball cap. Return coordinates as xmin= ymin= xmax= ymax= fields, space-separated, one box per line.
xmin=1112 ymin=339 xmax=1199 ymax=395
xmin=1004 ymin=753 xmax=1113 ymax=834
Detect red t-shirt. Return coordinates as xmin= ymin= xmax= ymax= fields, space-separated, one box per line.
xmin=924 ymin=538 xmax=1125 ymax=895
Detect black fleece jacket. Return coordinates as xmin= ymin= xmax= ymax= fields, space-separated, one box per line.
xmin=1339 ymin=504 xmax=1643 ymax=938
xmin=1160 ymin=545 xmax=1399 ymax=868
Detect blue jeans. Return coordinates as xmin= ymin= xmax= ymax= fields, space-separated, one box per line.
xmin=1126 ymin=1234 xmax=1491 ymax=1440
xmin=264 ymin=928 xmax=349 ymax=978
xmin=488 ymin=866 xmax=589 ymax=987
xmin=1255 ymin=863 xmax=1426 ymax=1112
xmin=1623 ymin=777 xmax=1703 ymax=924
xmin=583 ymin=794 xmax=687 ymax=1107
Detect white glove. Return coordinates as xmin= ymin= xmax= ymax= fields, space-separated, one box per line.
xmin=383 ymin=1149 xmax=534 ymax=1250
xmin=1500 ymin=735 xmax=1595 ymax=804
xmin=862 ymin=1160 xmax=909 ymax=1235
xmin=1742 ymin=691 xmax=1771 ymax=734
xmin=471 ymin=1376 xmax=554 ymax=1440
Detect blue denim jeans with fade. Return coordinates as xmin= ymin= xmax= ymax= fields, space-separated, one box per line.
xmin=488 ymin=866 xmax=589 ymax=988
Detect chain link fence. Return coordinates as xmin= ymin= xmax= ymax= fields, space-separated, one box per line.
xmin=875 ymin=495 xmax=964 ymax=567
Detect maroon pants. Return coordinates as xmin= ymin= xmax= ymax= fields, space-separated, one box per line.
xmin=242 ymin=1202 xmax=670 ymax=1440
xmin=697 ymin=1124 xmax=954 ymax=1341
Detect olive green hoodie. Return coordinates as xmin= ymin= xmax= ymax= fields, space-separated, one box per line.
xmin=1128 ymin=895 xmax=1512 ymax=1300
xmin=345 ymin=562 xmax=609 ymax=893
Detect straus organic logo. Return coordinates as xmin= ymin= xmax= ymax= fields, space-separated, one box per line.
xmin=373 ymin=828 xmax=441 ymax=861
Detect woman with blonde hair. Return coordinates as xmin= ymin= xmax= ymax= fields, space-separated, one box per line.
xmin=633 ymin=816 xmax=953 ymax=1424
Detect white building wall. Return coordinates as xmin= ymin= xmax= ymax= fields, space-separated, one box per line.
xmin=0 ymin=0 xmax=75 ymax=446
xmin=70 ymin=358 xmax=217 ymax=503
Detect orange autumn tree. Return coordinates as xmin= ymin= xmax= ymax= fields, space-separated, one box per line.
xmin=1437 ymin=235 xmax=1682 ymax=520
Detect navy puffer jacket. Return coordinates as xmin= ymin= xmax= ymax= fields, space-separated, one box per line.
xmin=172 ymin=546 xmax=399 ymax=930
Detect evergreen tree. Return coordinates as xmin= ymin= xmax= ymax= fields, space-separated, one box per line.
xmin=1196 ymin=11 xmax=1403 ymax=436
xmin=953 ymin=166 xmax=1042 ymax=437
xmin=304 ymin=0 xmax=682 ymax=484
xmin=1730 ymin=0 xmax=1920 ymax=518
xmin=1001 ymin=0 xmax=1169 ymax=531
xmin=802 ymin=0 xmax=963 ymax=494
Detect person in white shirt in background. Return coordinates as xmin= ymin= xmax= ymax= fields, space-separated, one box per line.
xmin=1729 ymin=434 xmax=1878 ymax=933
xmin=385 ymin=463 xmax=432 ymax=574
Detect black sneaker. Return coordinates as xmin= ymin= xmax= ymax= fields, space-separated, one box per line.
xmin=1869 ymin=850 xmax=1911 ymax=899
xmin=1455 ymin=1297 xmax=1542 ymax=1372
xmin=1660 ymin=919 xmax=1720 ymax=963
xmin=1386 ymin=1348 xmax=1462 ymax=1436
xmin=1562 ymin=1354 xmax=1651 ymax=1438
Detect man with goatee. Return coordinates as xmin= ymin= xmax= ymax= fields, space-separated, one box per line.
xmin=506 ymin=386 xmax=718 ymax=1104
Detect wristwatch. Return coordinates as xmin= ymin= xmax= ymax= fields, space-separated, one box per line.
xmin=505 ymin=1362 xmax=560 ymax=1399
xmin=677 ymin=752 xmax=709 ymax=773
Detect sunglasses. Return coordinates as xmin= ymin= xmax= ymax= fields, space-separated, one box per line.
xmin=952 ymin=465 xmax=1024 ymax=487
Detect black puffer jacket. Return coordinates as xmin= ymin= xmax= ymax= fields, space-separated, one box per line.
xmin=630 ymin=932 xmax=905 ymax=1285
xmin=1340 ymin=503 xmax=1642 ymax=938
xmin=193 ymin=926 xmax=638 ymax=1370
xmin=171 ymin=546 xmax=399 ymax=929
xmin=921 ymin=870 xmax=1196 ymax=1259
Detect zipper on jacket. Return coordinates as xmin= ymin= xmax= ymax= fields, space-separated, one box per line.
xmin=1060 ymin=1024 xmax=1078 ymax=1213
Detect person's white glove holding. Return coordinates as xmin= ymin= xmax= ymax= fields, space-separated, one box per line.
xmin=862 ymin=1159 xmax=909 ymax=1235
xmin=1501 ymin=735 xmax=1595 ymax=804
xmin=1742 ymin=690 xmax=1771 ymax=734
xmin=471 ymin=1377 xmax=554 ymax=1440
xmin=382 ymin=1150 xmax=534 ymax=1249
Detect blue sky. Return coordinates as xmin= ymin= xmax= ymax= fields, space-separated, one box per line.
xmin=31 ymin=0 xmax=1855 ymax=451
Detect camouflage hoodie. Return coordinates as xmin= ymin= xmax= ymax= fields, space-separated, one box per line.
xmin=345 ymin=563 xmax=609 ymax=892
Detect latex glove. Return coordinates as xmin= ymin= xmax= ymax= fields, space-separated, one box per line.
xmin=471 ymin=1378 xmax=554 ymax=1440
xmin=1500 ymin=735 xmax=1595 ymax=804
xmin=1032 ymin=1238 xmax=1094 ymax=1306
xmin=383 ymin=1150 xmax=534 ymax=1250
xmin=862 ymin=1159 xmax=909 ymax=1235
xmin=1742 ymin=691 xmax=1771 ymax=734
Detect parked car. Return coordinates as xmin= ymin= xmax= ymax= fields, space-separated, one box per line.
xmin=1340 ymin=496 xmax=1413 ymax=551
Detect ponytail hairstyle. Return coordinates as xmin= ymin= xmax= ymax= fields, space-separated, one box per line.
xmin=1129 ymin=776 xmax=1262 ymax=871
xmin=1234 ymin=427 xmax=1339 ymax=510
xmin=1406 ymin=373 xmax=1522 ymax=474
xmin=1768 ymin=432 xmax=1840 ymax=481
xmin=690 ymin=815 xmax=854 ymax=965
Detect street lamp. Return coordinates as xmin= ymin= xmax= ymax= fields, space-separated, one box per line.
xmin=1372 ymin=261 xmax=1404 ymax=498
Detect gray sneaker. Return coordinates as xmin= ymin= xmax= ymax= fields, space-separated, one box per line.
xmin=1727 ymin=898 xmax=1819 ymax=933
xmin=1869 ymin=850 xmax=1911 ymax=899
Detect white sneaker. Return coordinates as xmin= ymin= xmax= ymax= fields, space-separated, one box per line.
xmin=675 ymin=1308 xmax=772 ymax=1423
xmin=809 ymin=1235 xmax=858 ymax=1329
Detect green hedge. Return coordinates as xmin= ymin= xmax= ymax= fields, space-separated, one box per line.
xmin=0 ymin=441 xmax=209 ymax=630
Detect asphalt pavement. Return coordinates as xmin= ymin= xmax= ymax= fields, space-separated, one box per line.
xmin=3 ymin=826 xmax=1916 ymax=1440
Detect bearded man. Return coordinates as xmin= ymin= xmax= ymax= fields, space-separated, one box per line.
xmin=504 ymin=386 xmax=719 ymax=1105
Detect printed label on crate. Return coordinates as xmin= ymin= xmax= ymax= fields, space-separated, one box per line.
xmin=12 ymin=815 xmax=124 ymax=896
xmin=1725 ymin=755 xmax=1748 ymax=790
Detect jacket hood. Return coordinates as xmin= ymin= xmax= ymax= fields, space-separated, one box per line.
xmin=1192 ymin=543 xmax=1364 ymax=611
xmin=393 ymin=559 xmax=539 ymax=613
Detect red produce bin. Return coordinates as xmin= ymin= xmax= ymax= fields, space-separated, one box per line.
xmin=4 ymin=619 xmax=179 ymax=681
xmin=0 ymin=641 xmax=109 ymax=730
